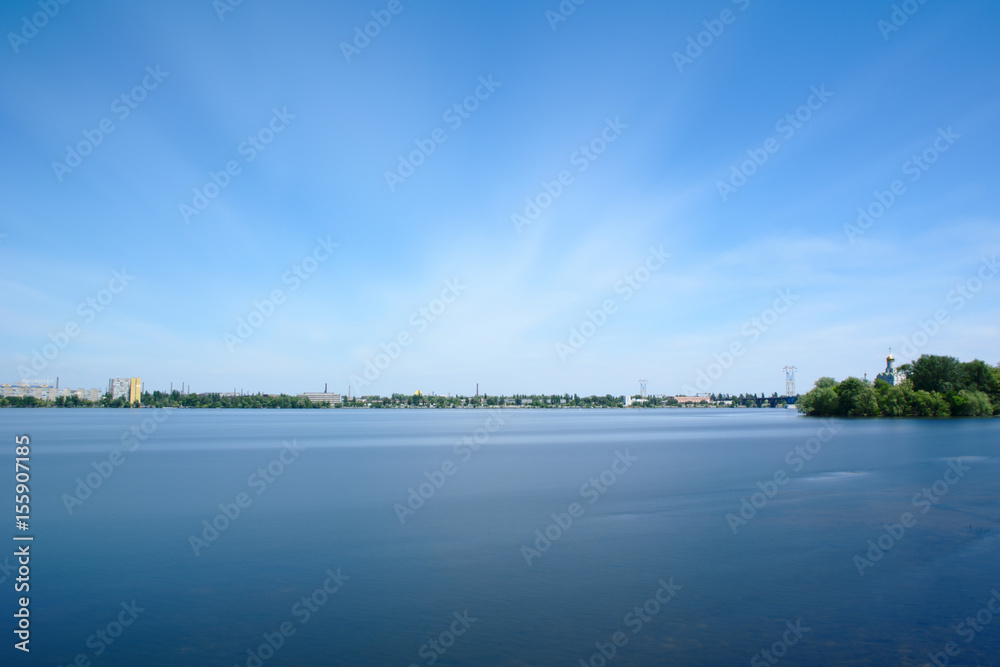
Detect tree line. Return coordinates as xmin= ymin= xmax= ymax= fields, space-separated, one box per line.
xmin=798 ymin=355 xmax=999 ymax=417
xmin=0 ymin=391 xmax=317 ymax=409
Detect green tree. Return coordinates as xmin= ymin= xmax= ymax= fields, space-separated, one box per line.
xmin=961 ymin=360 xmax=998 ymax=392
xmin=910 ymin=390 xmax=935 ymax=416
xmin=883 ymin=384 xmax=912 ymax=417
xmin=814 ymin=377 xmax=838 ymax=389
xmin=961 ymin=360 xmax=1000 ymax=412
xmin=930 ymin=392 xmax=951 ymax=417
xmin=907 ymin=355 xmax=966 ymax=394
xmin=954 ymin=389 xmax=992 ymax=416
xmin=836 ymin=377 xmax=879 ymax=417
xmin=798 ymin=387 xmax=839 ymax=416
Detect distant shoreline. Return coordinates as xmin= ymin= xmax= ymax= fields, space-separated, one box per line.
xmin=2 ymin=392 xmax=798 ymax=410
xmin=2 ymin=404 xmax=794 ymax=410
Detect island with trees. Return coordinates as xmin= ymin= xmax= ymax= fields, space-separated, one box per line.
xmin=798 ymin=355 xmax=999 ymax=417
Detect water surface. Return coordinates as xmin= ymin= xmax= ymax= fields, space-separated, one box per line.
xmin=1 ymin=409 xmax=997 ymax=665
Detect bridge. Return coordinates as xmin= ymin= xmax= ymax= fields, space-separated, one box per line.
xmin=744 ymin=395 xmax=798 ymax=408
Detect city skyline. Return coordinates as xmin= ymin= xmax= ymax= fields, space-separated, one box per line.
xmin=3 ymin=1 xmax=999 ymax=396
xmin=0 ymin=352 xmax=925 ymax=400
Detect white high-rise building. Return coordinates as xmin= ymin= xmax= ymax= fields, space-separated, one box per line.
xmin=109 ymin=378 xmax=131 ymax=400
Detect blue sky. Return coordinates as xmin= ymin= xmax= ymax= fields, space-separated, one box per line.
xmin=2 ymin=0 xmax=998 ymax=397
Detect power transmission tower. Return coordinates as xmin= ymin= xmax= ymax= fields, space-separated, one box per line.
xmin=638 ymin=379 xmax=647 ymax=399
xmin=783 ymin=366 xmax=797 ymax=396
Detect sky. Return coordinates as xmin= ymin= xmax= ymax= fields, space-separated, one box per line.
xmin=1 ymin=0 xmax=999 ymax=397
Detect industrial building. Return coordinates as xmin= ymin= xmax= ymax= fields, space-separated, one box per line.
xmin=298 ymin=392 xmax=343 ymax=405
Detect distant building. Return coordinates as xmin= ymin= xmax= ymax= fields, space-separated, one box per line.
xmin=2 ymin=382 xmax=101 ymax=402
xmin=109 ymin=378 xmax=129 ymax=400
xmin=109 ymin=377 xmax=142 ymax=402
xmin=2 ymin=381 xmax=57 ymax=400
xmin=299 ymin=392 xmax=342 ymax=405
xmin=4 ymin=382 xmax=106 ymax=402
xmin=82 ymin=388 xmax=103 ymax=402
xmin=674 ymin=395 xmax=710 ymax=404
xmin=60 ymin=387 xmax=103 ymax=402
xmin=129 ymin=377 xmax=142 ymax=403
xmin=875 ymin=350 xmax=899 ymax=386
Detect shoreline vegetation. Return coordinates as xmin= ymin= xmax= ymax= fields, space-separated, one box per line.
xmin=798 ymin=355 xmax=999 ymax=418
xmin=6 ymin=355 xmax=996 ymax=417
xmin=3 ymin=392 xmax=786 ymax=410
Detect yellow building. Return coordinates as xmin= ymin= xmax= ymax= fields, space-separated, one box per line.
xmin=129 ymin=377 xmax=142 ymax=403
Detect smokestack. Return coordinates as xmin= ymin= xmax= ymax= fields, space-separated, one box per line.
xmin=325 ymin=383 xmax=328 ymax=393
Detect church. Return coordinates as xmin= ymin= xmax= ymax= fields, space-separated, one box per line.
xmin=875 ymin=350 xmax=902 ymax=386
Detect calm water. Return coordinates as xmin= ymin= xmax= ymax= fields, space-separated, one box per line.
xmin=1 ymin=408 xmax=997 ymax=666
